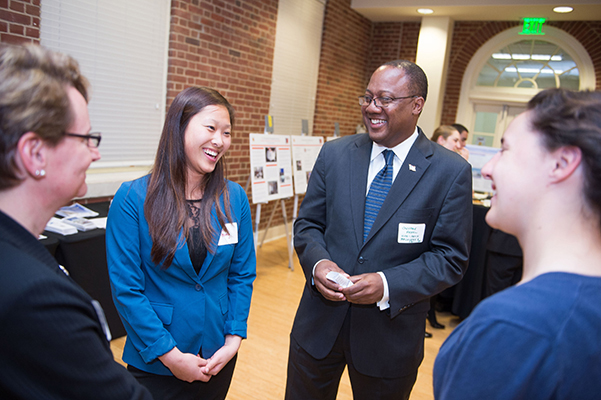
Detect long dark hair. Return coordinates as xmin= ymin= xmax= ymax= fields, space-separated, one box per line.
xmin=145 ymin=86 xmax=235 ymax=268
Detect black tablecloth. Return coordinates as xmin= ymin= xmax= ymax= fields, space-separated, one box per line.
xmin=43 ymin=202 xmax=126 ymax=339
xmin=450 ymin=204 xmax=523 ymax=319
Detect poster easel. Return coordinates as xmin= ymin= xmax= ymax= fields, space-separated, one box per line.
xmin=248 ymin=116 xmax=295 ymax=270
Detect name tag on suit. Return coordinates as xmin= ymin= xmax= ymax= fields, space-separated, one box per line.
xmin=218 ymin=223 xmax=238 ymax=245
xmin=398 ymin=223 xmax=425 ymax=244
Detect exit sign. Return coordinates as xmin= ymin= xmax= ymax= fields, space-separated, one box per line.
xmin=520 ymin=18 xmax=546 ymax=35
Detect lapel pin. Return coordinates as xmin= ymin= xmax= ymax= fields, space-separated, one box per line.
xmin=409 ymin=164 xmax=416 ymax=172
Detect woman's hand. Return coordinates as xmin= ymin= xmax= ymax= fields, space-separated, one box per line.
xmin=201 ymin=335 xmax=242 ymax=376
xmin=159 ymin=347 xmax=212 ymax=383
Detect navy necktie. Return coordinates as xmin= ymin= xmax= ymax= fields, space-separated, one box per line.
xmin=364 ymin=149 xmax=394 ymax=242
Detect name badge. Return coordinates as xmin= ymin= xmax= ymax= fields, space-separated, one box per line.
xmin=398 ymin=223 xmax=425 ymax=244
xmin=218 ymin=223 xmax=238 ymax=245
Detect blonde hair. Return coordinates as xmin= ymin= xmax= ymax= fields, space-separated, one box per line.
xmin=431 ymin=125 xmax=459 ymax=143
xmin=0 ymin=44 xmax=89 ymax=189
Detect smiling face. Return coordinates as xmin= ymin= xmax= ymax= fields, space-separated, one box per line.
xmin=437 ymin=130 xmax=462 ymax=152
xmin=184 ymin=104 xmax=231 ymax=187
xmin=362 ymin=66 xmax=424 ymax=148
xmin=481 ymin=111 xmax=551 ymax=236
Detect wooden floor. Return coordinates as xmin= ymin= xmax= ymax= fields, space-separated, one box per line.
xmin=110 ymin=237 xmax=461 ymax=399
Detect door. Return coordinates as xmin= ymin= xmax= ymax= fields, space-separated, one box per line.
xmin=470 ymin=103 xmax=526 ymax=148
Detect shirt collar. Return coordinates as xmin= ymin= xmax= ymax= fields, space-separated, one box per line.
xmin=369 ymin=126 xmax=419 ymax=163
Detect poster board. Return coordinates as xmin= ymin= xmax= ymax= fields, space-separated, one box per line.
xmin=291 ymin=136 xmax=324 ymax=195
xmin=466 ymin=144 xmax=499 ymax=193
xmin=249 ymin=133 xmax=294 ymax=204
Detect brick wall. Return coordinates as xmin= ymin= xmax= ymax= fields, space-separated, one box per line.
xmin=167 ymin=0 xmax=287 ymax=230
xmin=312 ymin=0 xmax=372 ymax=138
xmin=168 ymin=0 xmax=277 ymax=186
xmin=440 ymin=20 xmax=601 ymax=125
xmin=367 ymin=21 xmax=420 ymax=79
xmin=0 ymin=0 xmax=39 ymax=44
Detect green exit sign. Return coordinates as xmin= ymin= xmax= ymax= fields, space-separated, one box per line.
xmin=520 ymin=18 xmax=546 ymax=35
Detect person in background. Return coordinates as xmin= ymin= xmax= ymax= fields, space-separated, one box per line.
xmin=426 ymin=124 xmax=465 ymax=332
xmin=452 ymin=123 xmax=470 ymax=160
xmin=106 ymin=87 xmax=256 ymax=400
xmin=431 ymin=125 xmax=462 ymax=154
xmin=434 ymin=89 xmax=601 ymax=399
xmin=286 ymin=60 xmax=472 ymax=400
xmin=0 ymin=44 xmax=151 ymax=399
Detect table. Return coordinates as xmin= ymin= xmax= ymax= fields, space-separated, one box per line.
xmin=41 ymin=202 xmax=126 ymax=339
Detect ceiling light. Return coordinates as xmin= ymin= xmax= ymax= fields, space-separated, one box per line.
xmin=553 ymin=6 xmax=573 ymax=13
xmin=417 ymin=8 xmax=434 ymax=15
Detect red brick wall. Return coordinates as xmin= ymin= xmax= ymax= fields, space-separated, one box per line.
xmin=167 ymin=0 xmax=286 ymax=230
xmin=312 ymin=0 xmax=372 ymax=138
xmin=168 ymin=0 xmax=277 ymax=188
xmin=0 ymin=0 xmax=39 ymax=44
xmin=440 ymin=20 xmax=601 ymax=125
xmin=367 ymin=21 xmax=420 ymax=79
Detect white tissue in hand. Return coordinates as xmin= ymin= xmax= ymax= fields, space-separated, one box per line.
xmin=326 ymin=271 xmax=354 ymax=288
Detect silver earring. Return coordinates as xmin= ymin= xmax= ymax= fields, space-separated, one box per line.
xmin=35 ymin=169 xmax=46 ymax=177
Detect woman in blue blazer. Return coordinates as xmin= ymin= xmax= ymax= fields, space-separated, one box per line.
xmin=107 ymin=87 xmax=256 ymax=400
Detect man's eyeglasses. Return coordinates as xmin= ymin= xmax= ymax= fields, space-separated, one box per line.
xmin=358 ymin=95 xmax=418 ymax=108
xmin=65 ymin=132 xmax=102 ymax=148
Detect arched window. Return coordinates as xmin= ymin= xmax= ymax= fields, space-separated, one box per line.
xmin=477 ymin=39 xmax=579 ymax=90
xmin=456 ymin=26 xmax=595 ymax=148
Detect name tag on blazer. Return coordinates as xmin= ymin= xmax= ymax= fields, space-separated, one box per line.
xmin=398 ymin=223 xmax=425 ymax=244
xmin=218 ymin=222 xmax=238 ymax=246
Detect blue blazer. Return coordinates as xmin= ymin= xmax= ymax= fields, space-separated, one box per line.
xmin=106 ymin=176 xmax=256 ymax=376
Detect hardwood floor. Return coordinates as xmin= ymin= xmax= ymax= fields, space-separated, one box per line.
xmin=110 ymin=237 xmax=461 ymax=399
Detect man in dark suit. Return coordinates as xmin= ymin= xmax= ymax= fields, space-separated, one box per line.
xmin=285 ymin=60 xmax=473 ymax=399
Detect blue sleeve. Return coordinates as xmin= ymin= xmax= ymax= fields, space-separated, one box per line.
xmin=434 ymin=317 xmax=559 ymax=400
xmin=224 ymin=182 xmax=257 ymax=337
xmin=106 ymin=180 xmax=177 ymax=363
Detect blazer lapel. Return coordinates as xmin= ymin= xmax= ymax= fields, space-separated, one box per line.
xmin=172 ymin=230 xmax=201 ymax=282
xmin=363 ymin=129 xmax=433 ymax=245
xmin=350 ymin=136 xmax=372 ymax=249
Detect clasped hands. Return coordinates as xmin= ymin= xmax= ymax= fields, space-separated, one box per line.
xmin=159 ymin=334 xmax=241 ymax=383
xmin=314 ymin=260 xmax=384 ymax=304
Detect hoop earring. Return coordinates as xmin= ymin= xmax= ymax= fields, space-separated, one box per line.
xmin=35 ymin=169 xmax=46 ymax=177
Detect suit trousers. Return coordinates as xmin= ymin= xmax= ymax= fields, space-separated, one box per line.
xmin=285 ymin=309 xmax=417 ymax=400
xmin=127 ymin=354 xmax=237 ymax=400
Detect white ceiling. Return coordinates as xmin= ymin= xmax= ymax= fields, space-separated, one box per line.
xmin=351 ymin=0 xmax=601 ymax=22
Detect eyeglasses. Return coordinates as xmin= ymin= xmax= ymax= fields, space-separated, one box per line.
xmin=358 ymin=95 xmax=418 ymax=108
xmin=65 ymin=132 xmax=102 ymax=148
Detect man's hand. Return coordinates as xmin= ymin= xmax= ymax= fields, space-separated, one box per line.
xmin=341 ymin=273 xmax=384 ymax=304
xmin=314 ymin=260 xmax=349 ymax=301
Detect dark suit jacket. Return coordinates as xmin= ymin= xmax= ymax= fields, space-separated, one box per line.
xmin=292 ymin=130 xmax=473 ymax=378
xmin=0 ymin=210 xmax=151 ymax=399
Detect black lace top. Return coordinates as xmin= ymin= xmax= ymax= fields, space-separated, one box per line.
xmin=186 ymin=199 xmax=207 ymax=274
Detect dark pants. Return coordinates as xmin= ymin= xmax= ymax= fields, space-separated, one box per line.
xmin=127 ymin=354 xmax=237 ymax=400
xmin=285 ymin=313 xmax=418 ymax=400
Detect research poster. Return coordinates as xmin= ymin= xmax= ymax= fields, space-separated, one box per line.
xmin=466 ymin=144 xmax=500 ymax=193
xmin=249 ymin=133 xmax=294 ymax=204
xmin=291 ymin=136 xmax=324 ymax=195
